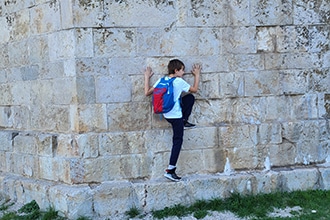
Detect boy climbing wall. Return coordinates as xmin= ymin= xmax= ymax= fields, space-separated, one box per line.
xmin=144 ymin=59 xmax=201 ymax=181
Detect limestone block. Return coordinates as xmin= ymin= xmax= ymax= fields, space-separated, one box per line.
xmin=186 ymin=175 xmax=232 ymax=201
xmin=253 ymin=171 xmax=280 ymax=194
xmin=76 ymin=57 xmax=109 ymax=77
xmin=280 ymin=69 xmax=309 ymax=94
xmin=20 ymin=65 xmax=39 ymax=81
xmin=296 ymin=139 xmax=324 ymax=165
xmin=192 ymin=99 xmax=233 ymax=126
xmin=131 ymin=75 xmax=147 ymax=102
xmin=51 ymin=77 xmax=76 ymax=105
xmin=219 ymin=72 xmax=244 ymax=97
xmin=265 ymin=52 xmax=321 ymax=70
xmin=83 ymin=156 xmax=122 ymax=182
xmin=76 ymin=133 xmax=99 ymax=158
xmin=197 ymin=73 xmax=220 ymax=99
xmin=29 ymin=36 xmax=49 ymax=64
xmin=15 ymin=178 xmax=53 ymax=209
xmin=223 ymin=27 xmax=256 ymax=54
xmin=137 ymin=27 xmax=200 ymax=57
xmin=84 ymin=154 xmax=151 ymax=181
xmin=280 ymin=168 xmax=320 ymax=191
xmin=93 ymin=28 xmax=136 ymax=57
xmin=269 ymin=143 xmax=296 ymax=167
xmin=276 ymin=26 xmax=309 ymax=53
xmin=310 ymin=26 xmax=330 ymax=53
xmin=13 ymin=133 xmax=37 ymax=154
xmin=198 ymin=28 xmax=222 ymax=56
xmin=39 ymin=157 xmax=72 ymax=183
xmin=184 ymin=0 xmax=227 ymax=26
xmin=143 ymin=181 xmax=191 ymax=212
xmin=230 ymin=97 xmax=266 ymax=124
xmin=11 ymin=81 xmax=31 ymax=105
xmin=281 ymin=121 xmax=303 ymax=143
xmin=231 ymin=54 xmax=264 ymax=72
xmin=1 ymin=174 xmax=19 ymax=201
xmin=319 ymin=120 xmax=330 ymax=141
xmin=256 ymin=27 xmax=276 ymax=52
xmin=37 ymin=134 xmax=56 ymax=157
xmin=10 ymin=153 xmax=38 ymax=178
xmin=30 ymin=1 xmax=61 ymax=34
xmin=289 ymin=94 xmax=318 ymax=120
xmin=93 ymin=181 xmax=137 ymax=216
xmin=8 ymin=41 xmax=29 ymax=67
xmin=293 ymin=0 xmax=330 ymax=25
xmin=143 ymin=129 xmax=172 ymax=155
xmin=0 ymin=69 xmax=6 ymax=83
xmin=72 ymin=0 xmax=105 ymax=27
xmin=39 ymin=62 xmax=65 ymax=79
xmin=245 ymin=70 xmax=280 ymax=96
xmin=56 ymin=134 xmax=79 ymax=157
xmin=259 ymin=122 xmax=282 ymax=145
xmin=76 ymin=76 xmax=96 ymax=104
xmin=99 ymin=131 xmax=146 ymax=156
xmin=77 ymin=104 xmax=107 ymax=132
xmin=0 ymin=0 xmax=34 ymax=13
xmin=104 ymin=0 xmax=177 ymax=27
xmin=0 ymin=106 xmax=12 ymax=128
xmin=49 ymin=184 xmax=93 ymax=219
xmin=30 ymin=80 xmax=52 ymax=106
xmin=265 ymin=96 xmax=290 ymax=121
xmin=59 ymin=0 xmax=74 ymax=29
xmin=95 ymin=75 xmax=131 ymax=103
xmin=251 ymin=0 xmax=292 ymax=25
xmin=48 ymin=30 xmax=75 ymax=61
xmin=309 ymin=69 xmax=330 ymax=92
xmin=179 ymin=148 xmax=224 ymax=173
xmin=106 ymin=102 xmax=150 ymax=132
xmin=228 ymin=173 xmax=256 ymax=195
xmin=10 ymin=9 xmax=30 ymax=41
xmin=220 ymin=125 xmax=258 ymax=149
xmin=203 ymin=148 xmax=225 ymax=172
xmin=0 ymin=17 xmax=11 ymax=44
xmin=0 ymin=85 xmax=11 ymax=106
xmin=0 ymin=44 xmax=9 ymax=69
xmin=75 ymin=28 xmax=94 ymax=58
xmin=119 ymin=154 xmax=151 ymax=179
xmin=182 ymin=127 xmax=218 ymax=150
xmin=0 ymin=152 xmax=6 ymax=172
xmin=322 ymin=51 xmax=330 ymax=68
xmin=178 ymin=149 xmax=206 ymax=174
xmin=319 ymin=167 xmax=330 ymax=190
xmin=30 ymin=105 xmax=70 ymax=132
xmin=226 ymin=147 xmax=259 ymax=170
xmin=136 ymin=28 xmax=164 ymax=56
xmin=228 ymin=0 xmax=250 ymax=26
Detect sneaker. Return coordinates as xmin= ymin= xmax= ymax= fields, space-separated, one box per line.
xmin=184 ymin=121 xmax=196 ymax=129
xmin=164 ymin=168 xmax=181 ymax=182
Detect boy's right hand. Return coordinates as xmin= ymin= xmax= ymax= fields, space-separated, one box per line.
xmin=145 ymin=66 xmax=154 ymax=79
xmin=191 ymin=64 xmax=201 ymax=76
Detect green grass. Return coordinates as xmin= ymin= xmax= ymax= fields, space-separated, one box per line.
xmin=151 ymin=189 xmax=330 ymax=219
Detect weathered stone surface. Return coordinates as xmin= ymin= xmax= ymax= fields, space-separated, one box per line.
xmin=0 ymin=0 xmax=329 ymax=218
xmin=93 ymin=181 xmax=136 ymax=216
xmin=48 ymin=184 xmax=93 ymax=219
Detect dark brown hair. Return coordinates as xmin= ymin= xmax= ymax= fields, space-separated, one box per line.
xmin=167 ymin=59 xmax=185 ymax=75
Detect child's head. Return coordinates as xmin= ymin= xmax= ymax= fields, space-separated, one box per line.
xmin=168 ymin=59 xmax=185 ymax=75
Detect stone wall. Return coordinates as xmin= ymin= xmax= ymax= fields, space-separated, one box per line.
xmin=0 ymin=0 xmax=329 ymax=218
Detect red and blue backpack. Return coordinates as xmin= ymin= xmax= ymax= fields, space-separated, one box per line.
xmin=152 ymin=77 xmax=176 ymax=114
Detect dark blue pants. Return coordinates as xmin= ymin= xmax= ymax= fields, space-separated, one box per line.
xmin=166 ymin=94 xmax=195 ymax=166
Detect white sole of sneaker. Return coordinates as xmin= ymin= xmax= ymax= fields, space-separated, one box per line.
xmin=164 ymin=173 xmax=180 ymax=182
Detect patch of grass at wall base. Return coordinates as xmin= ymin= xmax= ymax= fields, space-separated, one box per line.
xmin=150 ymin=190 xmax=330 ymax=219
